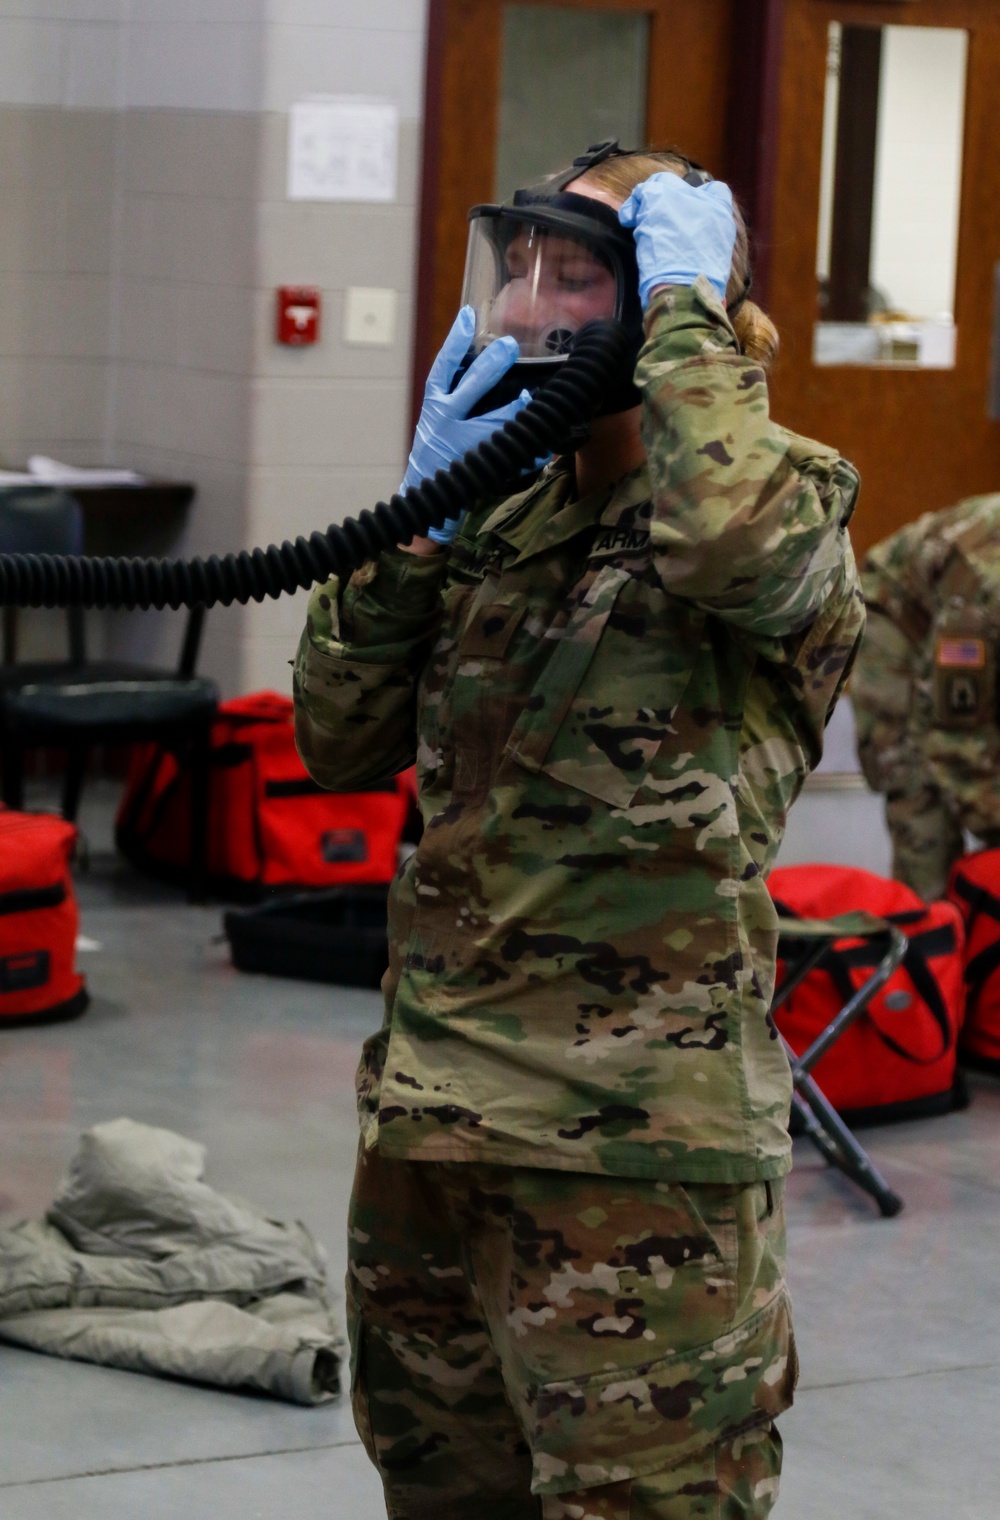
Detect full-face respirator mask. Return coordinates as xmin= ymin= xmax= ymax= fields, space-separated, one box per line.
xmin=454 ymin=139 xmax=715 ymax=418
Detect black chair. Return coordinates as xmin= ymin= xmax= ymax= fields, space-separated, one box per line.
xmin=0 ymin=486 xmax=218 ymax=897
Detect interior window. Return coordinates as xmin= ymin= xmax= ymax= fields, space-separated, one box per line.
xmin=814 ymin=23 xmax=968 ymax=369
xmin=495 ymin=5 xmax=649 ymax=200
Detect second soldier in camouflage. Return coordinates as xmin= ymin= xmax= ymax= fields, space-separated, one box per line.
xmin=853 ymin=494 xmax=1000 ymax=901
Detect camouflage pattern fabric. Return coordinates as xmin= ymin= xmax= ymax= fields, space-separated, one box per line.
xmin=347 ymin=1143 xmax=795 ymax=1519
xmin=294 ymin=276 xmax=864 ymax=1183
xmin=853 ymin=494 xmax=1000 ymax=900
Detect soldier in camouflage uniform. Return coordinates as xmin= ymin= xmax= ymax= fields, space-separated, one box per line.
xmin=294 ymin=148 xmax=864 ymax=1518
xmin=853 ymin=495 xmax=1000 ymax=902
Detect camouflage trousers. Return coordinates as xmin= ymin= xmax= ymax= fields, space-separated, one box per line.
xmin=884 ymin=773 xmax=1000 ymax=901
xmin=346 ymin=1144 xmax=797 ymax=1520
xmin=884 ymin=775 xmax=966 ymax=902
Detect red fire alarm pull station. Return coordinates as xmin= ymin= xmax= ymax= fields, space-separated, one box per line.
xmin=277 ymin=286 xmax=321 ymax=346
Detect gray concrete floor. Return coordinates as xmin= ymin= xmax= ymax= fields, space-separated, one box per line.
xmin=0 ymin=782 xmax=997 ymax=1518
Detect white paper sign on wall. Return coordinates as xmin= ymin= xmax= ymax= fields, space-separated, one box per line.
xmin=287 ymin=98 xmax=398 ymax=203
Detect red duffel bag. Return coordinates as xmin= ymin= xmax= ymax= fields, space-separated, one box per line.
xmin=947 ymin=848 xmax=1000 ymax=1072
xmin=0 ymin=809 xmax=88 ymax=1024
xmin=115 ymin=691 xmax=413 ymax=899
xmin=768 ymin=864 xmax=966 ymax=1124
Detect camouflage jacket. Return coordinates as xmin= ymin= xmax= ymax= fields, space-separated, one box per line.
xmin=294 ymin=279 xmax=864 ymax=1183
xmin=853 ymin=495 xmax=1000 ymax=835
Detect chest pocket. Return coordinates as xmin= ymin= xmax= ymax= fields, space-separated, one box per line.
xmin=505 ymin=563 xmax=703 ymax=808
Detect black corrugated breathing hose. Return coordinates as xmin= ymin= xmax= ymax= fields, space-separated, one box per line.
xmin=0 ymin=321 xmax=630 ymax=613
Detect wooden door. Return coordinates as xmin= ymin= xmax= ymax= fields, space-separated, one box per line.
xmin=414 ymin=0 xmax=735 ymax=406
xmin=768 ymin=0 xmax=1000 ymax=558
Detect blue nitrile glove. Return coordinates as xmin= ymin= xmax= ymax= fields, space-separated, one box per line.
xmin=618 ymin=172 xmax=737 ymax=309
xmin=401 ymin=306 xmax=528 ymax=545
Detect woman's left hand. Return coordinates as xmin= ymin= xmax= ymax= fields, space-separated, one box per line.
xmin=618 ymin=172 xmax=736 ymax=309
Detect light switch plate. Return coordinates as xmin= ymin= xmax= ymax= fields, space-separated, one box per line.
xmin=344 ymin=287 xmax=397 ymax=346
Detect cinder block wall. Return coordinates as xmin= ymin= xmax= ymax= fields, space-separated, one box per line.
xmin=0 ymin=0 xmax=429 ymax=697
xmin=104 ymin=101 xmax=261 ymax=687
xmin=0 ymin=5 xmax=122 ymax=662
xmin=243 ymin=0 xmax=427 ymax=691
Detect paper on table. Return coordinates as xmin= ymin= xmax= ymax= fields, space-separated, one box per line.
xmin=27 ymin=456 xmax=147 ymax=486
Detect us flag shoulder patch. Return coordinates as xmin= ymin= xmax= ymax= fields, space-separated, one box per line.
xmin=935 ymin=637 xmax=986 ymax=669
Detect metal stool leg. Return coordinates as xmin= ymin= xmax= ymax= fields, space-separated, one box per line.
xmin=1 ymin=735 xmax=25 ymax=810
xmin=187 ymin=720 xmax=211 ymax=904
xmin=62 ymin=744 xmax=88 ymax=822
xmin=776 ymin=922 xmax=909 ymax=1218
xmin=791 ymin=1084 xmax=904 ymax=1217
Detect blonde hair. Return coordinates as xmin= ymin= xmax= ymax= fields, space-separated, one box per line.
xmin=573 ymin=150 xmax=780 ymax=371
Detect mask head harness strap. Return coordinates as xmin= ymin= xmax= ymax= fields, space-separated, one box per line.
xmin=528 ymin=140 xmax=752 ymax=316
xmin=548 ymin=138 xmax=714 ymax=191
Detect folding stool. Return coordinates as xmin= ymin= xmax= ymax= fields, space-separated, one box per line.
xmin=772 ymin=913 xmax=908 ymax=1216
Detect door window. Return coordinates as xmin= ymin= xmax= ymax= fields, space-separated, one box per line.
xmin=814 ymin=23 xmax=968 ymax=369
xmin=495 ymin=5 xmax=650 ymax=200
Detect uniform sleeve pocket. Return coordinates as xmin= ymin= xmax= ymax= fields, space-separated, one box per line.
xmin=505 ymin=565 xmax=701 ymax=808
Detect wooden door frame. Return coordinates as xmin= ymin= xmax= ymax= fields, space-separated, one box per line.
xmin=410 ymin=0 xmax=784 ymax=418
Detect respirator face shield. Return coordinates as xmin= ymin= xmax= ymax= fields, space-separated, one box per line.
xmin=461 ymin=210 xmax=624 ymax=361
xmin=455 ymin=186 xmax=644 ymax=418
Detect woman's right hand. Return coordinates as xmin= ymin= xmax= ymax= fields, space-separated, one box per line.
xmin=401 ymin=306 xmax=527 ymax=547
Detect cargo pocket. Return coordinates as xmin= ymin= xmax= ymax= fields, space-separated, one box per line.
xmin=505 ymin=565 xmax=702 ymax=808
xmin=526 ymin=1287 xmax=797 ymax=1498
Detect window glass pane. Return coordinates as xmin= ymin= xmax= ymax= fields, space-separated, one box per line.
xmin=495 ymin=5 xmax=649 ymax=201
xmin=814 ymin=23 xmax=967 ymax=369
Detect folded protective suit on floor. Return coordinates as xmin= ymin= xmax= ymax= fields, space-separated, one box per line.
xmin=0 ymin=1118 xmax=343 ymax=1404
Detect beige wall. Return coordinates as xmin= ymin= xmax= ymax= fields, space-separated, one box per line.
xmin=242 ymin=115 xmax=422 ymax=691
xmin=103 ymin=108 xmax=261 ymax=687
xmin=242 ymin=0 xmax=427 ymax=691
xmin=0 ymin=105 xmax=118 ymax=664
xmin=0 ymin=107 xmax=116 ymax=471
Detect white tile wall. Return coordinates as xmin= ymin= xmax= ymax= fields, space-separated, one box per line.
xmin=128 ymin=1 xmax=266 ymax=24
xmin=0 ymin=21 xmax=64 ymax=107
xmin=123 ymin=24 xmax=264 ymax=113
xmin=262 ymin=24 xmax=426 ymax=116
xmin=0 ymin=13 xmax=126 ymax=110
xmin=0 ymin=273 xmax=112 ymax=359
xmin=246 ymin=67 xmax=423 ymax=689
xmin=0 ymin=4 xmax=267 ymax=114
xmin=120 ymin=110 xmax=260 ymax=200
xmin=248 ymin=463 xmax=404 ymax=535
xmin=0 ymin=3 xmax=123 ymax=19
xmin=265 ymin=0 xmax=424 ymax=26
xmin=251 ymin=377 xmax=408 ymax=470
xmin=0 ymin=105 xmax=116 ymax=485
xmin=0 ymin=0 xmax=431 ymax=695
xmin=62 ymin=21 xmax=121 ymax=109
xmin=256 ymin=203 xmax=419 ymax=291
xmin=103 ymin=108 xmax=262 ymax=687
